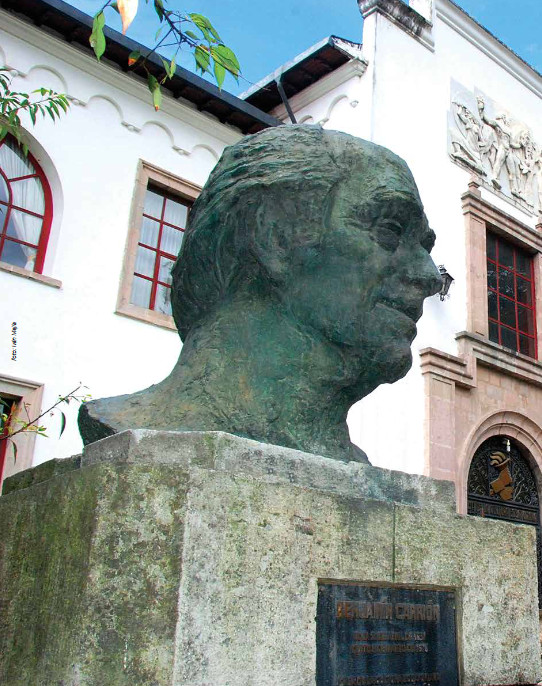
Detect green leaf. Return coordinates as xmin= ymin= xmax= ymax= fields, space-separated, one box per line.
xmin=152 ymin=84 xmax=162 ymax=111
xmin=155 ymin=26 xmax=163 ymax=41
xmin=147 ymin=74 xmax=162 ymax=110
xmin=205 ymin=19 xmax=222 ymax=43
xmin=59 ymin=411 xmax=66 ymax=438
xmin=154 ymin=0 xmax=164 ymax=21
xmin=90 ymin=11 xmax=106 ymax=61
xmin=211 ymin=45 xmax=240 ymax=78
xmin=128 ymin=50 xmax=141 ymax=67
xmin=185 ymin=30 xmax=199 ymax=41
xmin=188 ymin=13 xmax=221 ymax=42
xmin=194 ymin=45 xmax=210 ymax=74
xmin=110 ymin=1 xmax=119 ymax=12
xmin=11 ymin=439 xmax=17 ymax=462
xmin=213 ymin=60 xmax=225 ymax=89
xmin=57 ymin=97 xmax=69 ymax=113
xmin=160 ymin=57 xmax=176 ymax=79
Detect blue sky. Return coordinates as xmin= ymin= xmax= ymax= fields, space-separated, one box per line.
xmin=73 ymin=0 xmax=542 ymax=96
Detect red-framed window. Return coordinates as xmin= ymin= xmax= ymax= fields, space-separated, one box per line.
xmin=0 ymin=135 xmax=53 ymax=273
xmin=130 ymin=185 xmax=191 ymax=316
xmin=487 ymin=231 xmax=537 ymax=358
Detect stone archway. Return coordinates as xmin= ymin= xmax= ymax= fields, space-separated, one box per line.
xmin=457 ymin=410 xmax=542 ymax=515
xmin=461 ymin=413 xmax=542 ymax=609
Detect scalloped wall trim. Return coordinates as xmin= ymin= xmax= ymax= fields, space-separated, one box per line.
xmin=1 ymin=10 xmax=242 ymax=150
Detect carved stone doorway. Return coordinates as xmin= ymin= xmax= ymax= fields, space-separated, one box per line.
xmin=467 ymin=435 xmax=541 ymax=607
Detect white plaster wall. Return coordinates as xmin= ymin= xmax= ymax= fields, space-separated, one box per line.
xmin=0 ymin=14 xmax=241 ymax=466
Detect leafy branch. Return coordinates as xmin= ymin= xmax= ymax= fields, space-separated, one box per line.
xmin=0 ymin=69 xmax=70 ymax=153
xmin=90 ymin=0 xmax=241 ymax=110
xmin=0 ymin=384 xmax=91 ymax=461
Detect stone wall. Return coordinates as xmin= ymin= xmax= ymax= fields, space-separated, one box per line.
xmin=1 ymin=431 xmax=540 ymax=685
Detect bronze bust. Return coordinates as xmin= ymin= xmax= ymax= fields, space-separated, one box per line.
xmin=79 ymin=126 xmax=441 ymax=462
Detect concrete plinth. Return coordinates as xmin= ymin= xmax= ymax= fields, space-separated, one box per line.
xmin=0 ymin=431 xmax=540 ymax=685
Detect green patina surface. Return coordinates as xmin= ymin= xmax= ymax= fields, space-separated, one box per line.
xmin=79 ymin=126 xmax=441 ymax=465
xmin=0 ymin=463 xmax=187 ymax=685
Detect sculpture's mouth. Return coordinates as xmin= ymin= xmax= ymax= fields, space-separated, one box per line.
xmin=380 ymin=298 xmax=424 ymax=326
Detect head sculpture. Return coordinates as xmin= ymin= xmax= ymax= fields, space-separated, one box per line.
xmin=79 ymin=126 xmax=441 ymax=463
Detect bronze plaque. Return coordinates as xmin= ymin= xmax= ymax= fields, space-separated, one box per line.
xmin=316 ymin=582 xmax=459 ymax=686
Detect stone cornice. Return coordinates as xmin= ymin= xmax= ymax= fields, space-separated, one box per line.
xmin=461 ymin=191 xmax=542 ymax=253
xmin=437 ymin=0 xmax=542 ymax=100
xmin=457 ymin=332 xmax=542 ymax=388
xmin=358 ymin=0 xmax=434 ymax=51
xmin=419 ymin=347 xmax=475 ymax=388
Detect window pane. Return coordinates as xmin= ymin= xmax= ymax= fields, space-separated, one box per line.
xmin=487 ymin=262 xmax=497 ymax=290
xmin=516 ymin=251 xmax=531 ymax=277
xmin=140 ymin=216 xmax=160 ymax=248
xmin=134 ymin=245 xmax=156 ymax=278
xmin=488 ymin=289 xmax=498 ymax=320
xmin=160 ymin=225 xmax=184 ymax=256
xmin=1 ymin=238 xmax=36 ymax=270
xmin=130 ymin=275 xmax=152 ymax=308
xmin=163 ymin=198 xmax=188 ymax=228
xmin=6 ymin=209 xmax=42 ymax=245
xmin=499 ymin=296 xmax=516 ymax=328
xmin=517 ymin=277 xmax=532 ymax=305
xmin=0 ymin=174 xmax=8 ymax=205
xmin=11 ymin=176 xmax=44 ymax=215
xmin=155 ymin=284 xmax=172 ymax=315
xmin=498 ymin=268 xmax=514 ymax=298
xmin=519 ymin=334 xmax=536 ymax=358
xmin=133 ymin=183 xmax=193 ymax=316
xmin=500 ymin=326 xmax=517 ymax=351
xmin=143 ymin=189 xmax=164 ymax=219
xmin=486 ymin=233 xmax=496 ymax=261
xmin=158 ymin=256 xmax=175 ymax=285
xmin=518 ymin=305 xmax=535 ymax=335
xmin=498 ymin=241 xmax=514 ymax=269
xmin=489 ymin=320 xmax=499 ymax=345
xmin=0 ymin=138 xmax=33 ymax=180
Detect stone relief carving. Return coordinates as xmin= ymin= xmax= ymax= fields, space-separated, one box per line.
xmin=449 ymin=85 xmax=542 ymax=214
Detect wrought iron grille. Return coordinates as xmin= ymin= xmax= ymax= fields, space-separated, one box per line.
xmin=467 ymin=435 xmax=541 ymax=606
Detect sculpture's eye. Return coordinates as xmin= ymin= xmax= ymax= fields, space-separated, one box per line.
xmin=373 ymin=220 xmax=402 ymax=252
xmin=421 ymin=228 xmax=436 ymax=253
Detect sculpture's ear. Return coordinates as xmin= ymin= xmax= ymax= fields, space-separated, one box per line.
xmin=248 ymin=192 xmax=291 ymax=285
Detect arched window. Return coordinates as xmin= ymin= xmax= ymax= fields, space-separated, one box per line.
xmin=467 ymin=435 xmax=541 ymax=605
xmin=0 ymin=136 xmax=53 ymax=273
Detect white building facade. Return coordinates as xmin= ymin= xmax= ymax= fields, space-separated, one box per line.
xmin=3 ymin=0 xmax=542 ymax=553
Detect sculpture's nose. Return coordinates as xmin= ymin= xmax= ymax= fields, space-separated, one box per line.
xmin=425 ymin=258 xmax=443 ymax=298
xmin=408 ymin=249 xmax=442 ymax=299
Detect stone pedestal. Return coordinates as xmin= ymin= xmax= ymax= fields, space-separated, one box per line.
xmin=0 ymin=431 xmax=540 ymax=685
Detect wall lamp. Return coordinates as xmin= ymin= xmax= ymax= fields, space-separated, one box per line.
xmin=438 ymin=265 xmax=454 ymax=301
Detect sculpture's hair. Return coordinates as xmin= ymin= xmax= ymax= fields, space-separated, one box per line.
xmin=172 ymin=125 xmax=402 ymax=339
